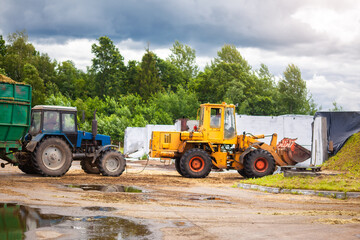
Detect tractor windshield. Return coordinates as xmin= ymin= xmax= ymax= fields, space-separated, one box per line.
xmin=224 ymin=107 xmax=236 ymax=139
xmin=43 ymin=111 xmax=60 ymax=131
xmin=29 ymin=111 xmax=41 ymax=135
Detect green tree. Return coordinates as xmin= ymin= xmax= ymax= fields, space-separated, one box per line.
xmin=2 ymin=31 xmax=36 ymax=81
xmin=135 ymin=49 xmax=162 ymax=100
xmin=23 ymin=63 xmax=45 ymax=105
xmin=330 ymin=101 xmax=343 ymax=111
xmin=192 ymin=44 xmax=255 ymax=111
xmin=0 ymin=35 xmax=6 ymax=57
xmin=91 ymin=36 xmax=126 ymax=98
xmin=278 ymin=64 xmax=312 ymax=114
xmin=124 ymin=60 xmax=140 ymax=94
xmin=156 ymin=58 xmax=185 ymax=91
xmin=168 ymin=41 xmax=198 ymax=86
xmin=248 ymin=64 xmax=279 ymax=115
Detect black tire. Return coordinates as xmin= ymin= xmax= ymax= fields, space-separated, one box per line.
xmin=80 ymin=158 xmax=100 ymax=174
xmin=237 ymin=169 xmax=248 ymax=178
xmin=18 ymin=161 xmax=38 ymax=174
xmin=97 ymin=150 xmax=126 ymax=177
xmin=15 ymin=152 xmax=38 ymax=174
xmin=175 ymin=158 xmax=185 ymax=176
xmin=243 ymin=149 xmax=275 ymax=178
xmin=32 ymin=137 xmax=72 ymax=177
xmin=179 ymin=148 xmax=212 ymax=178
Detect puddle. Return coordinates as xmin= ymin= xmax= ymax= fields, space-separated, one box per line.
xmin=186 ymin=195 xmax=232 ymax=204
xmin=82 ymin=206 xmax=117 ymax=212
xmin=65 ymin=184 xmax=143 ymax=193
xmin=0 ymin=203 xmax=153 ymax=239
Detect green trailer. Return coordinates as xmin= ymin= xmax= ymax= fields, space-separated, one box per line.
xmin=0 ymin=81 xmax=32 ymax=163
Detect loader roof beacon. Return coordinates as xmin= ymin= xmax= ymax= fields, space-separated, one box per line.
xmin=150 ymin=102 xmax=310 ymax=178
xmin=0 ymin=79 xmax=125 ymax=177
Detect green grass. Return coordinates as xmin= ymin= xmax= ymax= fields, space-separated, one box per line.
xmin=240 ymin=173 xmax=359 ymax=192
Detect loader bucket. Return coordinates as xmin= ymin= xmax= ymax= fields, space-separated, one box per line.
xmin=276 ymin=138 xmax=311 ymax=165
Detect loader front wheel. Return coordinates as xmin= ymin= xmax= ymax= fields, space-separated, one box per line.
xmin=180 ymin=149 xmax=212 ymax=178
xmin=243 ymin=149 xmax=275 ymax=178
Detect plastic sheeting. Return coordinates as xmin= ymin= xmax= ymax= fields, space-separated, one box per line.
xmin=314 ymin=112 xmax=360 ymax=155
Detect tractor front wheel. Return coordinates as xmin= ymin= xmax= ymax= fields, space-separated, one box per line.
xmin=32 ymin=137 xmax=72 ymax=177
xmin=179 ymin=149 xmax=212 ymax=178
xmin=97 ymin=150 xmax=126 ymax=177
xmin=243 ymin=149 xmax=275 ymax=178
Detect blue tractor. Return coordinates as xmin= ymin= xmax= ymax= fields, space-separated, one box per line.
xmin=17 ymin=105 xmax=126 ymax=177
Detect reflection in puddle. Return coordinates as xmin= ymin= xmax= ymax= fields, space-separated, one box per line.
xmin=65 ymin=184 xmax=143 ymax=193
xmin=0 ymin=203 xmax=152 ymax=239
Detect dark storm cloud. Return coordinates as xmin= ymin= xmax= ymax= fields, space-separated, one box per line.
xmin=0 ymin=0 xmax=318 ymax=53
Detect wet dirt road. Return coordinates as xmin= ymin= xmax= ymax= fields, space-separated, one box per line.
xmin=0 ymin=159 xmax=359 ymax=240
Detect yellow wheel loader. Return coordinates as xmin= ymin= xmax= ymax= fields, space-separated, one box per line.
xmin=150 ymin=103 xmax=310 ymax=178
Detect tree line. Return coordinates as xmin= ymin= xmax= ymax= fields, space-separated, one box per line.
xmin=0 ymin=31 xmax=317 ymax=143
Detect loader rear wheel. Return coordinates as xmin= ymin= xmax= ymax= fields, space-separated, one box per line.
xmin=32 ymin=137 xmax=72 ymax=177
xmin=175 ymin=158 xmax=185 ymax=176
xmin=243 ymin=149 xmax=275 ymax=178
xmin=180 ymin=149 xmax=212 ymax=178
xmin=81 ymin=158 xmax=100 ymax=174
xmin=97 ymin=150 xmax=126 ymax=177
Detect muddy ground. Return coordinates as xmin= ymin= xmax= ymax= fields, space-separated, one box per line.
xmin=0 ymin=159 xmax=359 ymax=240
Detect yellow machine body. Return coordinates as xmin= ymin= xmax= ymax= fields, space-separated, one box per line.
xmin=149 ymin=102 xmax=291 ymax=173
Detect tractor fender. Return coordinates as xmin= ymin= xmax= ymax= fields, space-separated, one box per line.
xmin=93 ymin=145 xmax=120 ymax=163
xmin=26 ymin=133 xmax=74 ymax=152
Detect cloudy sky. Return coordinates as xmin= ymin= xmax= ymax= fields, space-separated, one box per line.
xmin=1 ymin=0 xmax=359 ymax=111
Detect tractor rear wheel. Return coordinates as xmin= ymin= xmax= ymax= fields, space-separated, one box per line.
xmin=97 ymin=150 xmax=126 ymax=177
xmin=179 ymin=148 xmax=212 ymax=178
xmin=81 ymin=158 xmax=100 ymax=174
xmin=175 ymin=158 xmax=185 ymax=176
xmin=243 ymin=149 xmax=275 ymax=178
xmin=32 ymin=137 xmax=72 ymax=177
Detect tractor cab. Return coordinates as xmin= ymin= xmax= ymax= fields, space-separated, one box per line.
xmin=198 ymin=102 xmax=237 ymax=144
xmin=29 ymin=105 xmax=78 ymax=146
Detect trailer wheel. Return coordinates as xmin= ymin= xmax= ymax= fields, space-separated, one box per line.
xmin=243 ymin=149 xmax=275 ymax=178
xmin=80 ymin=158 xmax=100 ymax=174
xmin=180 ymin=149 xmax=212 ymax=178
xmin=97 ymin=150 xmax=126 ymax=177
xmin=32 ymin=137 xmax=72 ymax=177
xmin=16 ymin=152 xmax=38 ymax=174
xmin=175 ymin=158 xmax=185 ymax=176
xmin=18 ymin=161 xmax=38 ymax=174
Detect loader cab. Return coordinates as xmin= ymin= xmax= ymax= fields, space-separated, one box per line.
xmin=29 ymin=105 xmax=78 ymax=146
xmin=198 ymin=103 xmax=237 ymax=144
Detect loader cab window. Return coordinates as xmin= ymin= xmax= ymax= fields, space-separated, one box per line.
xmin=210 ymin=108 xmax=222 ymax=128
xmin=199 ymin=107 xmax=204 ymax=128
xmin=29 ymin=111 xmax=41 ymax=135
xmin=224 ymin=107 xmax=236 ymax=139
xmin=43 ymin=111 xmax=60 ymax=131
